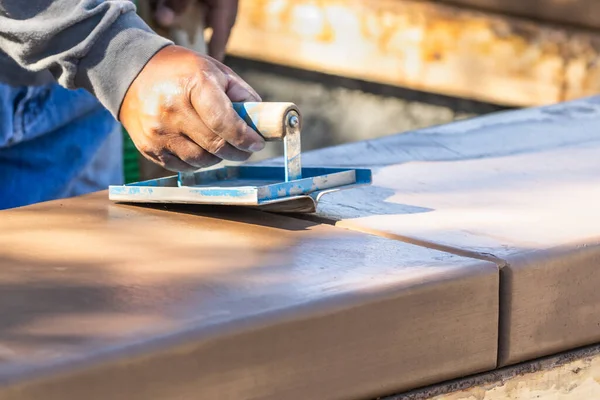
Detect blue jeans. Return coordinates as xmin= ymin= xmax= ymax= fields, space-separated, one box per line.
xmin=0 ymin=82 xmax=123 ymax=210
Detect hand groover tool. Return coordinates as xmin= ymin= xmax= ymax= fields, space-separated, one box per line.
xmin=108 ymin=102 xmax=372 ymax=213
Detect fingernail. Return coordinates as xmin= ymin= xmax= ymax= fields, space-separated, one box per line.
xmin=249 ymin=141 xmax=265 ymax=152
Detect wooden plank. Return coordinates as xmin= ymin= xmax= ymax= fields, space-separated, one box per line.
xmin=0 ymin=194 xmax=498 ymax=400
xmin=267 ymin=95 xmax=600 ymax=367
xmin=226 ymin=0 xmax=600 ymax=107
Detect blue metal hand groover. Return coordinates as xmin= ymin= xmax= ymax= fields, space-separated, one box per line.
xmin=108 ymin=102 xmax=372 ymax=213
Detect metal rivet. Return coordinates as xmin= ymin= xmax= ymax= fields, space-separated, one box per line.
xmin=288 ymin=114 xmax=299 ymax=128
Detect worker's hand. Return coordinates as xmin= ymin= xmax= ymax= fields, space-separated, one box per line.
xmin=119 ymin=45 xmax=264 ymax=172
xmin=152 ymin=0 xmax=238 ymax=62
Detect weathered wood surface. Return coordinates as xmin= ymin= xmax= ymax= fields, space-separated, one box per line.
xmin=0 ymin=194 xmax=498 ymax=400
xmin=439 ymin=0 xmax=600 ymax=31
xmin=227 ymin=0 xmax=600 ymax=107
xmin=259 ymin=95 xmax=600 ymax=367
xmin=389 ymin=344 xmax=600 ymax=399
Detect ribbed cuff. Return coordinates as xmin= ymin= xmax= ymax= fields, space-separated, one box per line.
xmin=75 ymin=11 xmax=173 ymax=119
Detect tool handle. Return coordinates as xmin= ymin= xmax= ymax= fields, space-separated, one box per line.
xmin=179 ymin=101 xmax=302 ymax=186
xmin=232 ymin=102 xmax=301 ymax=141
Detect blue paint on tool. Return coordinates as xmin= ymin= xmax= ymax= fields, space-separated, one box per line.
xmin=189 ymin=188 xmax=255 ymax=198
xmin=233 ymin=103 xmax=260 ymax=135
xmin=107 ymin=102 xmax=373 ymax=211
xmin=108 ymin=165 xmax=372 ymax=209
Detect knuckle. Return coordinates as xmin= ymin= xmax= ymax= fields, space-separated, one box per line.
xmin=205 ymin=111 xmax=227 ymax=135
xmin=159 ymin=88 xmax=186 ymax=115
xmin=207 ymin=115 xmax=247 ymax=150
xmin=146 ymin=123 xmax=169 ymax=139
xmin=229 ymin=118 xmax=250 ymax=147
xmin=161 ymin=102 xmax=178 ymax=116
xmin=181 ymin=146 xmax=209 ymax=164
xmin=196 ymin=69 xmax=215 ymax=88
xmin=206 ymin=135 xmax=227 ymax=154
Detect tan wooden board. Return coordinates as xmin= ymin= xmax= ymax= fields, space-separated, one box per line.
xmin=0 ymin=194 xmax=498 ymax=400
xmin=268 ymin=95 xmax=600 ymax=367
xmin=226 ymin=0 xmax=600 ymax=107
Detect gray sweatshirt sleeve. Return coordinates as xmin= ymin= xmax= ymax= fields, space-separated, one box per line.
xmin=0 ymin=0 xmax=173 ymax=118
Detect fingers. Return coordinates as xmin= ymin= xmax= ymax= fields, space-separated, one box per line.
xmin=167 ymin=103 xmax=254 ymax=162
xmin=166 ymin=135 xmax=223 ymax=168
xmin=190 ymin=71 xmax=265 ymax=153
xmin=204 ymin=0 xmax=239 ymax=61
xmin=213 ymin=61 xmax=261 ymax=102
xmin=142 ymin=132 xmax=235 ymax=173
xmin=139 ymin=141 xmax=199 ymax=172
xmin=154 ymin=0 xmax=239 ymax=62
xmin=180 ymin=111 xmax=254 ymax=162
xmin=136 ymin=100 xmax=251 ymax=170
xmin=154 ymin=152 xmax=198 ymax=172
xmin=120 ymin=44 xmax=265 ymax=175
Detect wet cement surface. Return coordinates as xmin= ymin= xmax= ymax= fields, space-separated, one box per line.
xmin=0 ymin=193 xmax=498 ymax=400
xmin=279 ymin=95 xmax=600 ymax=370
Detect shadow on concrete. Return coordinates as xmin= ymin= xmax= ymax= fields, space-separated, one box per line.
xmin=120 ymin=202 xmax=321 ymax=231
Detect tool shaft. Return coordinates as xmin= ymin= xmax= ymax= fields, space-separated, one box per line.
xmin=233 ymin=102 xmax=303 ymax=181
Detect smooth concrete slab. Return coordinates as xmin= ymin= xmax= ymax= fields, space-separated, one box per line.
xmin=261 ymin=95 xmax=600 ymax=170
xmin=0 ymin=193 xmax=498 ymax=400
xmin=275 ymin=95 xmax=600 ymax=366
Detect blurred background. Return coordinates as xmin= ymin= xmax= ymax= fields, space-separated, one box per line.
xmin=131 ymin=0 xmax=600 ymax=180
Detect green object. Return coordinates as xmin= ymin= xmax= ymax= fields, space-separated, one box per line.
xmin=122 ymin=127 xmax=140 ymax=183
xmin=121 ymin=0 xmax=140 ymax=184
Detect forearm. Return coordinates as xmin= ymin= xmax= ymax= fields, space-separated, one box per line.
xmin=0 ymin=0 xmax=172 ymax=118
